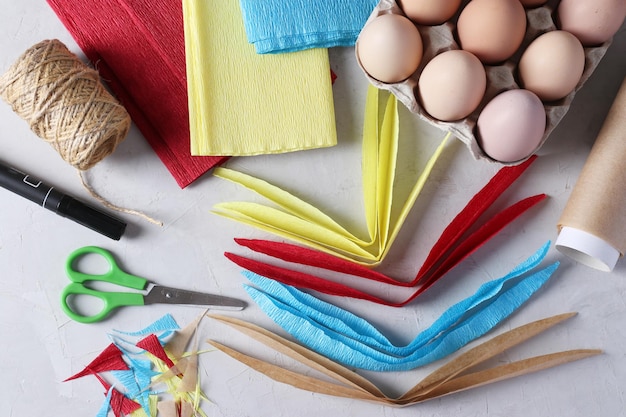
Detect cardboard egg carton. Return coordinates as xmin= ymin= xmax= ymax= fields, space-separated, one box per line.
xmin=356 ymin=0 xmax=611 ymax=164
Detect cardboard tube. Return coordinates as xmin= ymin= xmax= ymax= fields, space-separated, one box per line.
xmin=556 ymin=77 xmax=626 ymax=272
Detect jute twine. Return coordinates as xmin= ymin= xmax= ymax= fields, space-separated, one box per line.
xmin=0 ymin=39 xmax=162 ymax=226
xmin=0 ymin=39 xmax=130 ymax=170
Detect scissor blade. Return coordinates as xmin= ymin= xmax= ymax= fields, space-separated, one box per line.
xmin=144 ymin=285 xmax=247 ymax=310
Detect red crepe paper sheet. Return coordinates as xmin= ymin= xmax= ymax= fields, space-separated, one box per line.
xmin=46 ymin=0 xmax=227 ymax=187
xmin=225 ymin=156 xmax=547 ymax=306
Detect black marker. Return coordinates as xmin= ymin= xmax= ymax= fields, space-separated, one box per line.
xmin=0 ymin=162 xmax=127 ymax=240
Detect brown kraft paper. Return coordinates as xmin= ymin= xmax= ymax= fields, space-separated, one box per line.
xmin=557 ymin=77 xmax=626 ymax=266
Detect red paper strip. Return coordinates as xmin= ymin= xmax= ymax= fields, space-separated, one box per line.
xmin=136 ymin=334 xmax=176 ymax=368
xmin=46 ymin=0 xmax=227 ymax=187
xmin=225 ymin=158 xmax=546 ymax=306
xmin=225 ymin=195 xmax=545 ymax=306
xmin=415 ymin=155 xmax=537 ymax=278
xmin=94 ymin=374 xmax=143 ymax=417
xmin=64 ymin=343 xmax=128 ymax=382
xmin=231 ymin=156 xmax=539 ymax=286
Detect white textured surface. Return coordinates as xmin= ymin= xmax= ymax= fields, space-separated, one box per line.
xmin=0 ymin=2 xmax=625 ymax=416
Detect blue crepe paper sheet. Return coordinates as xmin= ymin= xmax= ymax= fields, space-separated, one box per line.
xmin=238 ymin=0 xmax=379 ymax=53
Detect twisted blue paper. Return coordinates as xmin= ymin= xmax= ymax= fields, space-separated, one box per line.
xmin=243 ymin=242 xmax=559 ymax=371
xmin=238 ymin=0 xmax=379 ymax=53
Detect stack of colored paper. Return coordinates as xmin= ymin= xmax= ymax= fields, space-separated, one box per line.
xmin=182 ymin=0 xmax=338 ymax=156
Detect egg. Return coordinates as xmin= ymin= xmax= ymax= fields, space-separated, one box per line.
xmin=477 ymin=89 xmax=546 ymax=162
xmin=518 ymin=30 xmax=585 ymax=102
xmin=397 ymin=0 xmax=462 ymax=26
xmin=558 ymin=0 xmax=626 ymax=46
xmin=519 ymin=0 xmax=548 ymax=7
xmin=457 ymin=0 xmax=527 ymax=64
xmin=418 ymin=50 xmax=486 ymax=121
xmin=356 ymin=14 xmax=423 ymax=83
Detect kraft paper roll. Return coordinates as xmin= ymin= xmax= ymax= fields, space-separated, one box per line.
xmin=556 ymin=77 xmax=626 ymax=272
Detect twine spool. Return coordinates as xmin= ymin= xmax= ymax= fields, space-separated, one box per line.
xmin=0 ymin=39 xmax=130 ymax=170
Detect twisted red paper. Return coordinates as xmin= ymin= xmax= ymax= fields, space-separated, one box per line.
xmin=46 ymin=0 xmax=227 ymax=187
xmin=225 ymin=157 xmax=546 ymax=306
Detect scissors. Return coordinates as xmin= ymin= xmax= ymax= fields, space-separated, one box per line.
xmin=61 ymin=246 xmax=247 ymax=323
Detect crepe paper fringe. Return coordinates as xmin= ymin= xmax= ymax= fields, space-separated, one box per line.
xmin=95 ymin=374 xmax=143 ymax=417
xmin=136 ymin=334 xmax=177 ymax=368
xmin=241 ymin=243 xmax=558 ymax=371
xmin=64 ymin=313 xmax=209 ymax=417
xmin=207 ymin=313 xmax=601 ymax=406
xmin=213 ymin=86 xmax=449 ymax=266
xmin=46 ymin=0 xmax=227 ymax=188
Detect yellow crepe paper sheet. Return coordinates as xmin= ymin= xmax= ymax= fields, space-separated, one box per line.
xmin=213 ymin=86 xmax=450 ymax=265
xmin=182 ymin=0 xmax=337 ymax=156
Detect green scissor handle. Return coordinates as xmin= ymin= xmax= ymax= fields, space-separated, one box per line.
xmin=61 ymin=246 xmax=148 ymax=323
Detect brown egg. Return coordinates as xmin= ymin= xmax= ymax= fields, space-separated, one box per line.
xmin=558 ymin=0 xmax=626 ymax=46
xmin=457 ymin=0 xmax=527 ymax=64
xmin=418 ymin=50 xmax=486 ymax=121
xmin=356 ymin=14 xmax=423 ymax=83
xmin=397 ymin=0 xmax=463 ymax=26
xmin=518 ymin=30 xmax=585 ymax=102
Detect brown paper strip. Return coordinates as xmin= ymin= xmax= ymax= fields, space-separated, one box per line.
xmin=208 ymin=314 xmax=386 ymax=398
xmin=210 ymin=341 xmax=378 ymax=402
xmin=400 ymin=312 xmax=577 ymax=399
xmin=207 ymin=313 xmax=601 ymax=406
xmin=412 ymin=349 xmax=602 ymax=403
xmin=166 ymin=309 xmax=207 ymax=359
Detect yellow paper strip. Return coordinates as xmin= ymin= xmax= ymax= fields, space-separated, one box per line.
xmin=212 ymin=87 xmax=449 ymax=265
xmin=213 ymin=169 xmax=359 ymax=241
xmin=182 ymin=0 xmax=337 ymax=156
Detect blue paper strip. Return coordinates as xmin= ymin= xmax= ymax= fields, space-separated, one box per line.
xmin=243 ymin=242 xmax=558 ymax=371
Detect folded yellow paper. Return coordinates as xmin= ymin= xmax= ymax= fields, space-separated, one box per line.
xmin=213 ymin=87 xmax=449 ymax=265
xmin=182 ymin=0 xmax=337 ymax=156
